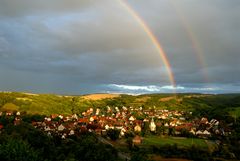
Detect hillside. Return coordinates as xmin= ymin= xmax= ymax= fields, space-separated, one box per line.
xmin=1 ymin=92 xmax=240 ymax=161
xmin=81 ymin=93 xmax=120 ymax=100
xmin=0 ymin=92 xmax=240 ymax=119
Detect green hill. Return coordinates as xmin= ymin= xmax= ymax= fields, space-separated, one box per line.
xmin=0 ymin=92 xmax=240 ymax=119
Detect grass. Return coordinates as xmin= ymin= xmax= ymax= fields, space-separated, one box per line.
xmin=142 ymin=136 xmax=208 ymax=148
xmin=229 ymin=107 xmax=240 ymax=118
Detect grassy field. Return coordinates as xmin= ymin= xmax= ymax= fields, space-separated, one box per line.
xmin=81 ymin=93 xmax=120 ymax=100
xmin=229 ymin=107 xmax=240 ymax=118
xmin=143 ymin=136 xmax=208 ymax=148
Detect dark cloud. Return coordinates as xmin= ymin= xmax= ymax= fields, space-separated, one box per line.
xmin=0 ymin=0 xmax=93 ymax=17
xmin=0 ymin=0 xmax=239 ymax=94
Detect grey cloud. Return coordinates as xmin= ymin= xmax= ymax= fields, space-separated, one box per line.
xmin=0 ymin=0 xmax=94 ymax=17
xmin=0 ymin=0 xmax=239 ymax=94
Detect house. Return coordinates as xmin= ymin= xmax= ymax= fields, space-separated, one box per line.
xmin=105 ymin=124 xmax=110 ymax=130
xmin=51 ymin=114 xmax=58 ymax=119
xmin=89 ymin=117 xmax=94 ymax=122
xmin=160 ymin=115 xmax=167 ymax=119
xmin=196 ymin=130 xmax=211 ymax=138
xmin=190 ymin=128 xmax=196 ymax=135
xmin=96 ymin=108 xmax=100 ymax=115
xmin=200 ymin=117 xmax=209 ymax=124
xmin=179 ymin=117 xmax=186 ymax=121
xmin=45 ymin=117 xmax=51 ymax=122
xmin=72 ymin=114 xmax=78 ymax=120
xmin=69 ymin=130 xmax=75 ymax=135
xmin=58 ymin=124 xmax=65 ymax=131
xmin=196 ymin=130 xmax=203 ymax=135
xmin=44 ymin=126 xmax=51 ymax=132
xmin=82 ymin=112 xmax=86 ymax=116
xmin=58 ymin=115 xmax=64 ymax=119
xmin=132 ymin=135 xmax=142 ymax=145
xmin=164 ymin=123 xmax=169 ymax=127
xmin=202 ymin=130 xmax=211 ymax=137
xmin=120 ymin=128 xmax=126 ymax=136
xmin=129 ymin=116 xmax=135 ymax=122
xmin=6 ymin=111 xmax=13 ymax=116
xmin=78 ymin=118 xmax=88 ymax=126
xmin=61 ymin=133 xmax=67 ymax=139
xmin=134 ymin=124 xmax=141 ymax=132
xmin=122 ymin=106 xmax=127 ymax=111
xmin=143 ymin=118 xmax=149 ymax=122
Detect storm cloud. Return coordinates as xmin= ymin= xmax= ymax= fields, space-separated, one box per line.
xmin=0 ymin=0 xmax=239 ymax=94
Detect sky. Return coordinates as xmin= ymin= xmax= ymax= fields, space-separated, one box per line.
xmin=0 ymin=0 xmax=239 ymax=94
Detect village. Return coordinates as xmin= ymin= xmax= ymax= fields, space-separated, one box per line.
xmin=0 ymin=105 xmax=231 ymax=143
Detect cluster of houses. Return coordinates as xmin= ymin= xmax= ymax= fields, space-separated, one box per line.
xmin=0 ymin=106 xmax=231 ymax=140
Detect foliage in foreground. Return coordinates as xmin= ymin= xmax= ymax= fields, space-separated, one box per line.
xmin=0 ymin=123 xmax=118 ymax=161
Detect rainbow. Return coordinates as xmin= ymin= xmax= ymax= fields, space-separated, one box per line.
xmin=169 ymin=0 xmax=209 ymax=82
xmin=119 ymin=0 xmax=176 ymax=88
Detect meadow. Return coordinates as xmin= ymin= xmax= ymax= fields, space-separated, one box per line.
xmin=142 ymin=136 xmax=208 ymax=149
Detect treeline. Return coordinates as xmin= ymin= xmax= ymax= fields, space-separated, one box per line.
xmin=188 ymin=94 xmax=240 ymax=120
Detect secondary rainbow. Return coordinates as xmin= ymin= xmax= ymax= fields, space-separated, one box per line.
xmin=119 ymin=0 xmax=176 ymax=88
xmin=169 ymin=0 xmax=209 ymax=82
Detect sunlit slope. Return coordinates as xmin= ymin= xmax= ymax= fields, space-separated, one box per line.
xmin=0 ymin=92 xmax=240 ymax=118
xmin=81 ymin=93 xmax=120 ymax=100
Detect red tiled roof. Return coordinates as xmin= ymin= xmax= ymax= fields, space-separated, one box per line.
xmin=51 ymin=114 xmax=58 ymax=119
xmin=175 ymin=125 xmax=191 ymax=131
xmin=92 ymin=116 xmax=98 ymax=120
xmin=78 ymin=118 xmax=88 ymax=123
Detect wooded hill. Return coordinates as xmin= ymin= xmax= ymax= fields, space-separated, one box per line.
xmin=0 ymin=92 xmax=240 ymax=120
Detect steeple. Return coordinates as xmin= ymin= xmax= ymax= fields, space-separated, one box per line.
xmin=149 ymin=117 xmax=156 ymax=132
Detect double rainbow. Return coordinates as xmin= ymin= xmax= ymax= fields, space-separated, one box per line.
xmin=119 ymin=0 xmax=209 ymax=89
xmin=119 ymin=0 xmax=176 ymax=88
xmin=169 ymin=0 xmax=209 ymax=82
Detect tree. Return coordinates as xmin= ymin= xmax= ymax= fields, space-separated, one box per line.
xmin=168 ymin=127 xmax=175 ymax=136
xmin=107 ymin=129 xmax=120 ymax=141
xmin=130 ymin=150 xmax=149 ymax=161
xmin=0 ymin=138 xmax=40 ymax=161
xmin=180 ymin=128 xmax=191 ymax=137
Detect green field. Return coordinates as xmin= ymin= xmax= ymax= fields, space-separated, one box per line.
xmin=143 ymin=136 xmax=208 ymax=148
xmin=229 ymin=107 xmax=240 ymax=118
